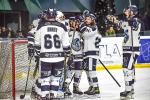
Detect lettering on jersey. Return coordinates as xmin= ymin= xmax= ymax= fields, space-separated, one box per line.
xmin=71 ymin=38 xmax=81 ymax=51
xmin=47 ymin=27 xmax=57 ymax=32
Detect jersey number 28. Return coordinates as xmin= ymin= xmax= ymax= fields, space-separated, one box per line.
xmin=44 ymin=34 xmax=61 ymax=49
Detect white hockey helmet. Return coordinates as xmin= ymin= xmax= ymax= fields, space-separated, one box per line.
xmin=32 ymin=19 xmax=40 ymax=27
xmin=56 ymin=10 xmax=65 ymax=22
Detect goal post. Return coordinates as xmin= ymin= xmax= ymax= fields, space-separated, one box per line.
xmin=0 ymin=39 xmax=36 ymax=99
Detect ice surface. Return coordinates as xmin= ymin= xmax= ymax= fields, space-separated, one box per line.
xmin=15 ymin=68 xmax=150 ymax=100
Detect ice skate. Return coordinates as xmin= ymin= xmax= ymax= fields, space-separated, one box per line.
xmin=38 ymin=94 xmax=50 ymax=100
xmin=73 ymin=84 xmax=83 ymax=95
xmin=120 ymin=89 xmax=134 ymax=100
xmin=86 ymin=86 xmax=101 ymax=98
xmin=50 ymin=90 xmax=64 ymax=100
xmin=84 ymin=86 xmax=93 ymax=94
xmin=63 ymin=82 xmax=72 ymax=98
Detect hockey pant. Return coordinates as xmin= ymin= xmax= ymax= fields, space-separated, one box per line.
xmin=123 ymin=53 xmax=139 ymax=91
xmin=35 ymin=61 xmax=64 ymax=97
xmin=65 ymin=61 xmax=83 ymax=86
xmin=83 ymin=57 xmax=99 ymax=87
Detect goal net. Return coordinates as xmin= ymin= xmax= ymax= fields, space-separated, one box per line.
xmin=0 ymin=39 xmax=36 ymax=99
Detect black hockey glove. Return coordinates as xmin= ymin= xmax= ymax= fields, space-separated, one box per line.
xmin=67 ymin=55 xmax=74 ymax=67
xmin=27 ymin=44 xmax=34 ymax=57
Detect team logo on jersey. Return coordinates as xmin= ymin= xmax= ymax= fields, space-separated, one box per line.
xmin=71 ymin=38 xmax=81 ymax=51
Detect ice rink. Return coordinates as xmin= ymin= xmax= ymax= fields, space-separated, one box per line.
xmin=16 ymin=68 xmax=150 ymax=100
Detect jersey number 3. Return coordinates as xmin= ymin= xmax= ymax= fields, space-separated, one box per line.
xmin=44 ymin=34 xmax=61 ymax=49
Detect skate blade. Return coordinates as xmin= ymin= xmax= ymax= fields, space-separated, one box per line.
xmin=73 ymin=93 xmax=84 ymax=97
xmin=65 ymin=94 xmax=73 ymax=98
xmin=81 ymin=94 xmax=101 ymax=99
xmin=120 ymin=94 xmax=134 ymax=100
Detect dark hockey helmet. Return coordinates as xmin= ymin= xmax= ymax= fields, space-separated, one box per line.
xmin=75 ymin=15 xmax=84 ymax=23
xmin=85 ymin=13 xmax=96 ymax=21
xmin=69 ymin=16 xmax=76 ymax=21
xmin=38 ymin=10 xmax=47 ymax=19
xmin=128 ymin=5 xmax=138 ymax=15
xmin=83 ymin=10 xmax=90 ymax=17
xmin=46 ymin=8 xmax=57 ymax=20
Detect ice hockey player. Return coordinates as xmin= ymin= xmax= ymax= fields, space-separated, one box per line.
xmin=27 ymin=17 xmax=40 ymax=99
xmin=106 ymin=5 xmax=142 ymax=99
xmin=79 ymin=11 xmax=101 ymax=97
xmin=34 ymin=8 xmax=70 ymax=99
xmin=55 ymin=10 xmax=69 ymax=31
xmin=107 ymin=5 xmax=142 ymax=99
xmin=119 ymin=5 xmax=142 ymax=99
xmin=27 ymin=10 xmax=49 ymax=99
xmin=63 ymin=16 xmax=84 ymax=97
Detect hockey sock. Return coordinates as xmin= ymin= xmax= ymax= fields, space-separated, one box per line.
xmin=73 ymin=70 xmax=82 ymax=86
xmin=88 ymin=71 xmax=99 ymax=88
xmin=123 ymin=68 xmax=134 ymax=91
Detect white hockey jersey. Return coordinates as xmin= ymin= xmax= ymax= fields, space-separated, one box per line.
xmin=80 ymin=24 xmax=101 ymax=59
xmin=69 ymin=30 xmax=83 ymax=61
xmin=121 ymin=17 xmax=141 ymax=53
xmin=34 ymin=21 xmax=70 ymax=63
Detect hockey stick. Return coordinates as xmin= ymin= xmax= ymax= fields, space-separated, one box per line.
xmin=20 ymin=57 xmax=32 ymax=99
xmin=98 ymin=59 xmax=121 ymax=87
xmin=33 ymin=57 xmax=39 ymax=78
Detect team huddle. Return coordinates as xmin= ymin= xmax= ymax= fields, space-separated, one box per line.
xmin=27 ymin=5 xmax=142 ymax=100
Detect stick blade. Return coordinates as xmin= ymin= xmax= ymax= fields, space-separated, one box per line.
xmin=20 ymin=95 xmax=25 ymax=99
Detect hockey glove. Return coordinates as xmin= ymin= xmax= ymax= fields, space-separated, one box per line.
xmin=67 ymin=55 xmax=74 ymax=68
xmin=27 ymin=44 xmax=34 ymax=57
xmin=123 ymin=29 xmax=129 ymax=43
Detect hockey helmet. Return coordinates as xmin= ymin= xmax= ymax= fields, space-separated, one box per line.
xmin=69 ymin=16 xmax=76 ymax=21
xmin=46 ymin=8 xmax=57 ymax=20
xmin=32 ymin=19 xmax=40 ymax=27
xmin=83 ymin=10 xmax=90 ymax=17
xmin=56 ymin=10 xmax=65 ymax=22
xmin=38 ymin=10 xmax=47 ymax=19
xmin=85 ymin=13 xmax=96 ymax=21
xmin=128 ymin=5 xmax=138 ymax=15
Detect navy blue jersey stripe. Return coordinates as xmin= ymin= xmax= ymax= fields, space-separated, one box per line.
xmin=40 ymin=52 xmax=64 ymax=58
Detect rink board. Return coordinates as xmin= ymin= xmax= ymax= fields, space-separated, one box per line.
xmin=96 ymin=36 xmax=150 ymax=71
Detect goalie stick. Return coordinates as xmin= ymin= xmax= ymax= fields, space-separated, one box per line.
xmin=20 ymin=57 xmax=32 ymax=99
